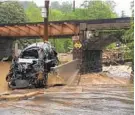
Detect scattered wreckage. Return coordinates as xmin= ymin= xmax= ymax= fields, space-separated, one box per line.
xmin=6 ymin=42 xmax=58 ymax=89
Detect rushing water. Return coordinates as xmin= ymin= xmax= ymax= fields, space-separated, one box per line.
xmin=0 ymin=62 xmax=134 ymax=115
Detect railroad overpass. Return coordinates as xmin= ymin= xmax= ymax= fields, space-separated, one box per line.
xmin=0 ymin=17 xmax=130 ymax=38
xmin=0 ymin=17 xmax=131 ymax=73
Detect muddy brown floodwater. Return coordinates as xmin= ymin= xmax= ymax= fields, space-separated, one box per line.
xmin=0 ymin=62 xmax=10 ymax=93
xmin=0 ymin=62 xmax=134 ymax=115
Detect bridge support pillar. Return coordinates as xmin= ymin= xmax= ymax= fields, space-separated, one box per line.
xmin=73 ymin=48 xmax=102 ymax=74
xmin=73 ymin=23 xmax=103 ymax=74
xmin=0 ymin=38 xmax=14 ymax=60
xmin=80 ymin=50 xmax=102 ymax=74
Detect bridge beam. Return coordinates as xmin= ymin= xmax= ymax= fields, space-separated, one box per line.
xmin=0 ymin=17 xmax=130 ymax=38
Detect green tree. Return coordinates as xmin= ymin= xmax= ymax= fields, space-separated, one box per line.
xmin=23 ymin=2 xmax=43 ymax=48
xmin=25 ymin=2 xmax=43 ymax=22
xmin=80 ymin=0 xmax=117 ymax=19
xmin=0 ymin=1 xmax=28 ymax=50
xmin=50 ymin=1 xmax=61 ymax=10
xmin=124 ymin=21 xmax=134 ymax=61
xmin=49 ymin=9 xmax=64 ymax=21
xmin=63 ymin=39 xmax=73 ymax=52
xmin=0 ymin=1 xmax=27 ymax=23
xmin=124 ymin=1 xmax=134 ymax=81
xmin=124 ymin=0 xmax=134 ymax=61
xmin=51 ymin=1 xmax=72 ymax=13
xmin=60 ymin=1 xmax=72 ymax=13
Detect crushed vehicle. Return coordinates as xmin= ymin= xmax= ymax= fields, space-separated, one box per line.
xmin=6 ymin=42 xmax=58 ymax=89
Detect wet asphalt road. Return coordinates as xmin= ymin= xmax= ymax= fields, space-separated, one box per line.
xmin=0 ymin=85 xmax=133 ymax=115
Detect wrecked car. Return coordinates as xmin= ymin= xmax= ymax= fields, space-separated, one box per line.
xmin=6 ymin=42 xmax=58 ymax=89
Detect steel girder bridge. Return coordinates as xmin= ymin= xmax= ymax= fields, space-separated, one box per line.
xmin=0 ymin=17 xmax=130 ymax=38
xmin=0 ymin=17 xmax=131 ymax=73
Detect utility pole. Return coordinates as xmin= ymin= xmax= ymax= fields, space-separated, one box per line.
xmin=42 ymin=0 xmax=49 ymax=42
xmin=73 ymin=0 xmax=75 ymax=12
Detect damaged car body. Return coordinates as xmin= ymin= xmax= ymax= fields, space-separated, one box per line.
xmin=6 ymin=42 xmax=58 ymax=89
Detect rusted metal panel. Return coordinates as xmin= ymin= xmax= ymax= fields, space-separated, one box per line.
xmin=0 ymin=24 xmax=80 ymax=38
xmin=0 ymin=18 xmax=130 ymax=38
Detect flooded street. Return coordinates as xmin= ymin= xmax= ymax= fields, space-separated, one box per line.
xmin=0 ymin=85 xmax=133 ymax=115
xmin=0 ymin=62 xmax=134 ymax=115
xmin=0 ymin=62 xmax=10 ymax=93
xmin=0 ymin=0 xmax=133 ymax=114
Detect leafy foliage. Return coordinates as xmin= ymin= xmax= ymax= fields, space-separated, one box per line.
xmin=124 ymin=21 xmax=134 ymax=61
xmin=80 ymin=0 xmax=117 ymax=19
xmin=124 ymin=1 xmax=134 ymax=63
xmin=50 ymin=1 xmax=61 ymax=10
xmin=0 ymin=1 xmax=28 ymax=50
xmin=0 ymin=1 xmax=27 ymax=24
xmin=49 ymin=9 xmax=64 ymax=21
xmin=50 ymin=0 xmax=117 ymax=20
xmin=25 ymin=2 xmax=43 ymax=22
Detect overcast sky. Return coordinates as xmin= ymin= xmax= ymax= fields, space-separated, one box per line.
xmin=1 ymin=0 xmax=133 ymax=16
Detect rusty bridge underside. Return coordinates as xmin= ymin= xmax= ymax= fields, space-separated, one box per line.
xmin=0 ymin=17 xmax=131 ymax=39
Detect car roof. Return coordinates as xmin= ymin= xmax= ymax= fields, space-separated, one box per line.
xmin=23 ymin=42 xmax=53 ymax=51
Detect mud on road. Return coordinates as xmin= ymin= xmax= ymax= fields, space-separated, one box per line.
xmin=0 ymin=85 xmax=133 ymax=115
xmin=0 ymin=62 xmax=10 ymax=93
xmin=0 ymin=62 xmax=134 ymax=115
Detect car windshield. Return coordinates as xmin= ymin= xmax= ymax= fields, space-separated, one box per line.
xmin=20 ymin=48 xmax=39 ymax=59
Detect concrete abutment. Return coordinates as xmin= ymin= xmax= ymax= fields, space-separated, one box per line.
xmin=0 ymin=38 xmax=14 ymax=60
